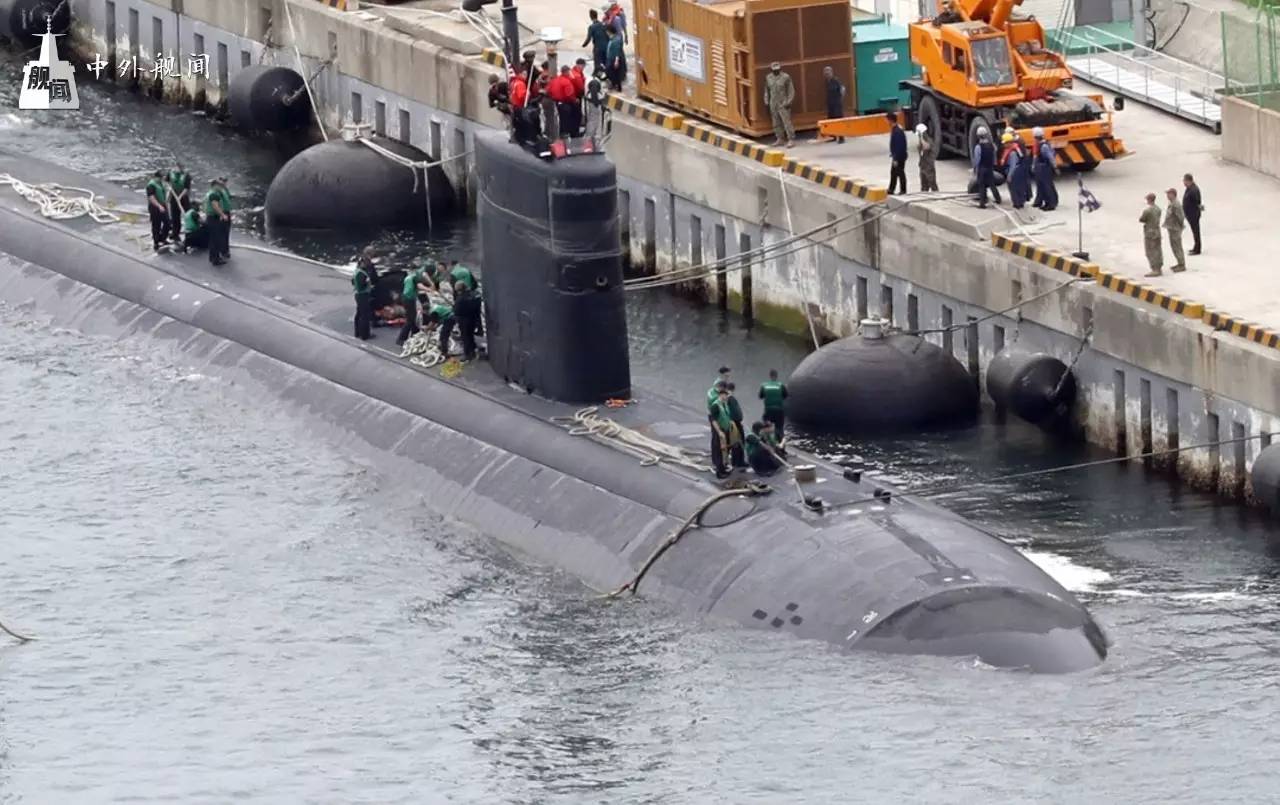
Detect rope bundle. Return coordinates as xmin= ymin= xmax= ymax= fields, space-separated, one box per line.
xmin=553 ymin=405 xmax=712 ymax=472
xmin=0 ymin=174 xmax=120 ymax=223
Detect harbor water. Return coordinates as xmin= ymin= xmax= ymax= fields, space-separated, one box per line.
xmin=2 ymin=58 xmax=1280 ymax=803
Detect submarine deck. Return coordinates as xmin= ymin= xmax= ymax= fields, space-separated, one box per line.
xmin=0 ymin=149 xmax=859 ymax=506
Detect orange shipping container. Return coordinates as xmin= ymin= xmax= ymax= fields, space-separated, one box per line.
xmin=634 ymin=0 xmax=855 ymax=137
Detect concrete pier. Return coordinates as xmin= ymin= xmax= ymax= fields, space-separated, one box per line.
xmin=54 ymin=0 xmax=1280 ymax=502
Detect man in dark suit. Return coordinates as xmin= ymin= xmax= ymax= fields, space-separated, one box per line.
xmin=888 ymin=112 xmax=907 ymax=195
xmin=1182 ymin=173 xmax=1204 ymax=255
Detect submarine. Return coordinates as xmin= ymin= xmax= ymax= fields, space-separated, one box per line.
xmin=0 ymin=22 xmax=1106 ymax=676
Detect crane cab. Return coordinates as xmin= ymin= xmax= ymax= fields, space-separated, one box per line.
xmin=914 ymin=22 xmax=1023 ymax=107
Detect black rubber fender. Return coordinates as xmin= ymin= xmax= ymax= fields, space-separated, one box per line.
xmin=0 ymin=0 xmax=69 ymax=41
xmin=264 ymin=137 xmax=453 ymax=230
xmin=1250 ymin=443 xmax=1280 ymax=512
xmin=227 ymin=65 xmax=310 ymax=131
xmin=787 ymin=331 xmax=978 ymax=435
xmin=986 ymin=349 xmax=1076 ymax=425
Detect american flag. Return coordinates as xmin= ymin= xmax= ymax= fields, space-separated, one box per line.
xmin=1078 ymin=175 xmax=1101 ymax=212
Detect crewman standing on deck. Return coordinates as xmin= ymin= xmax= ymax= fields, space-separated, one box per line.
xmin=725 ymin=382 xmax=747 ymax=469
xmin=453 ymin=281 xmax=482 ymax=361
xmin=144 ymin=171 xmax=170 ymax=251
xmin=166 ymin=162 xmax=192 ymax=243
xmin=707 ymin=366 xmax=731 ymax=412
xmin=709 ymin=386 xmax=735 ymax=479
xmin=397 ymin=266 xmax=427 ymax=346
xmin=758 ymin=369 xmax=788 ymax=437
xmin=352 ymin=256 xmax=375 ymax=341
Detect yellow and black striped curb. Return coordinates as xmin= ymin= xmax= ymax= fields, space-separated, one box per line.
xmin=990 ymin=233 xmax=1099 ymax=278
xmin=1203 ymin=309 xmax=1280 ymax=349
xmin=604 ymin=94 xmax=684 ymax=130
xmin=1094 ymin=270 xmax=1204 ymax=319
xmin=480 ymin=48 xmax=505 ymax=67
xmin=781 ymin=159 xmax=886 ymax=202
xmin=678 ymin=120 xmax=784 ymax=167
xmin=319 ymin=0 xmax=351 ymax=10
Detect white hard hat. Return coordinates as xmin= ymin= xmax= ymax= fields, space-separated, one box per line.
xmin=1032 ymin=126 xmax=1045 ymax=138
xmin=915 ymin=123 xmax=927 ymax=134
xmin=976 ymin=127 xmax=990 ymax=139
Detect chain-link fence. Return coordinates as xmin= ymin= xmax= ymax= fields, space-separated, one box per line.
xmin=1223 ymin=5 xmax=1280 ymax=111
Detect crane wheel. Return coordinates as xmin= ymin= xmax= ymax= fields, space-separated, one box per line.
xmin=967 ymin=114 xmax=994 ymax=162
xmin=918 ymin=95 xmax=943 ymax=161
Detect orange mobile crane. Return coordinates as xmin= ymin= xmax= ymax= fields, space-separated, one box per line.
xmin=820 ymin=0 xmax=1126 ymax=170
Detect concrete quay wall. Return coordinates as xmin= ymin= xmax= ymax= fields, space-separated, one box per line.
xmin=62 ymin=0 xmax=1280 ymax=501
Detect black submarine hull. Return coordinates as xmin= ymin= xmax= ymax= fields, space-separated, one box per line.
xmin=0 ymin=152 xmax=1107 ymax=673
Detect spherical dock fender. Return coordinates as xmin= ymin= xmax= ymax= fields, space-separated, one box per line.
xmin=264 ymin=137 xmax=454 ymax=230
xmin=985 ymin=349 xmax=1077 ymax=425
xmin=787 ymin=320 xmax=978 ymax=435
xmin=227 ymin=65 xmax=310 ymax=131
xmin=0 ymin=0 xmax=70 ymax=41
xmin=1250 ymin=444 xmax=1280 ymax=512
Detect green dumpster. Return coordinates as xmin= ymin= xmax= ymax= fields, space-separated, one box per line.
xmin=851 ymin=17 xmax=918 ymax=114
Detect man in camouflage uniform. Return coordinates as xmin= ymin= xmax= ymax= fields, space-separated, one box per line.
xmin=764 ymin=62 xmax=795 ymax=148
xmin=1139 ymin=192 xmax=1163 ymax=277
xmin=1163 ymin=187 xmax=1186 ymax=272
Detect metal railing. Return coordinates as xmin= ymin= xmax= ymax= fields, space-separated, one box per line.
xmin=1058 ymin=25 xmax=1247 ymax=131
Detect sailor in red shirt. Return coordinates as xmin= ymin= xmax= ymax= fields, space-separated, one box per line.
xmin=571 ymin=58 xmax=587 ymax=97
xmin=547 ymin=65 xmax=581 ymax=136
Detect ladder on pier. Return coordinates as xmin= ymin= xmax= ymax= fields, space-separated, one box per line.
xmin=1058 ymin=25 xmax=1240 ymax=133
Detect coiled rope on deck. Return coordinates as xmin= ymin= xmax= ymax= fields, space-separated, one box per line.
xmin=552 ymin=406 xmax=712 ymax=472
xmin=400 ymin=330 xmax=447 ymax=369
xmin=0 ymin=174 xmax=120 ymax=223
xmin=607 ymin=482 xmax=772 ymax=598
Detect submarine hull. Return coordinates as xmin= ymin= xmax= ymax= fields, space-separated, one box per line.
xmin=0 ymin=151 xmax=1107 ymax=673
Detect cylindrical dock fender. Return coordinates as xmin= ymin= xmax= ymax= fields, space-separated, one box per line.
xmin=985 ymin=349 xmax=1076 ymax=425
xmin=227 ymin=65 xmax=310 ymax=131
xmin=0 ymin=0 xmax=70 ymax=41
xmin=787 ymin=319 xmax=978 ymax=436
xmin=265 ymin=136 xmax=454 ymax=230
xmin=1250 ymin=444 xmax=1280 ymax=512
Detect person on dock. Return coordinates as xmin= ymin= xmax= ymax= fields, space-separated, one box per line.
xmin=179 ymin=206 xmax=207 ymax=254
xmin=1032 ymin=128 xmax=1058 ymax=211
xmin=822 ymin=66 xmax=846 ymax=143
xmin=1182 ymin=173 xmax=1203 ymax=255
xmin=707 ymin=367 xmax=731 ymax=412
xmin=584 ymin=73 xmax=606 ymax=138
xmin=758 ymin=369 xmax=788 ymax=438
xmin=397 ymin=265 xmax=426 ymax=346
xmin=971 ymin=127 xmax=1000 ymax=209
xmin=425 ymin=301 xmax=456 ymax=357
xmin=352 ymin=257 xmax=375 ymax=341
xmin=453 ymin=281 xmax=482 ymax=361
xmin=745 ymin=421 xmax=785 ymax=476
xmin=203 ymin=178 xmax=229 ymax=265
xmin=709 ymin=386 xmax=736 ymax=479
xmin=572 ymin=59 xmax=588 ymax=101
xmin=487 ymin=74 xmax=510 ymax=116
xmin=166 ymin=162 xmax=192 ymax=244
xmin=605 ymin=27 xmax=627 ymax=91
xmin=888 ymin=112 xmax=907 ymax=195
xmin=1164 ymin=187 xmax=1187 ymax=273
xmin=764 ymin=63 xmax=796 ymax=149
xmin=1001 ymin=131 xmax=1030 ymax=210
xmin=583 ymin=9 xmax=610 ymax=76
xmin=145 ymin=170 xmax=171 ymax=251
xmin=1140 ymin=192 xmax=1163 ymax=277
xmin=549 ymin=65 xmax=580 ymax=138
xmin=604 ymin=1 xmax=628 ymax=44
xmin=916 ymin=124 xmax=938 ymax=192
